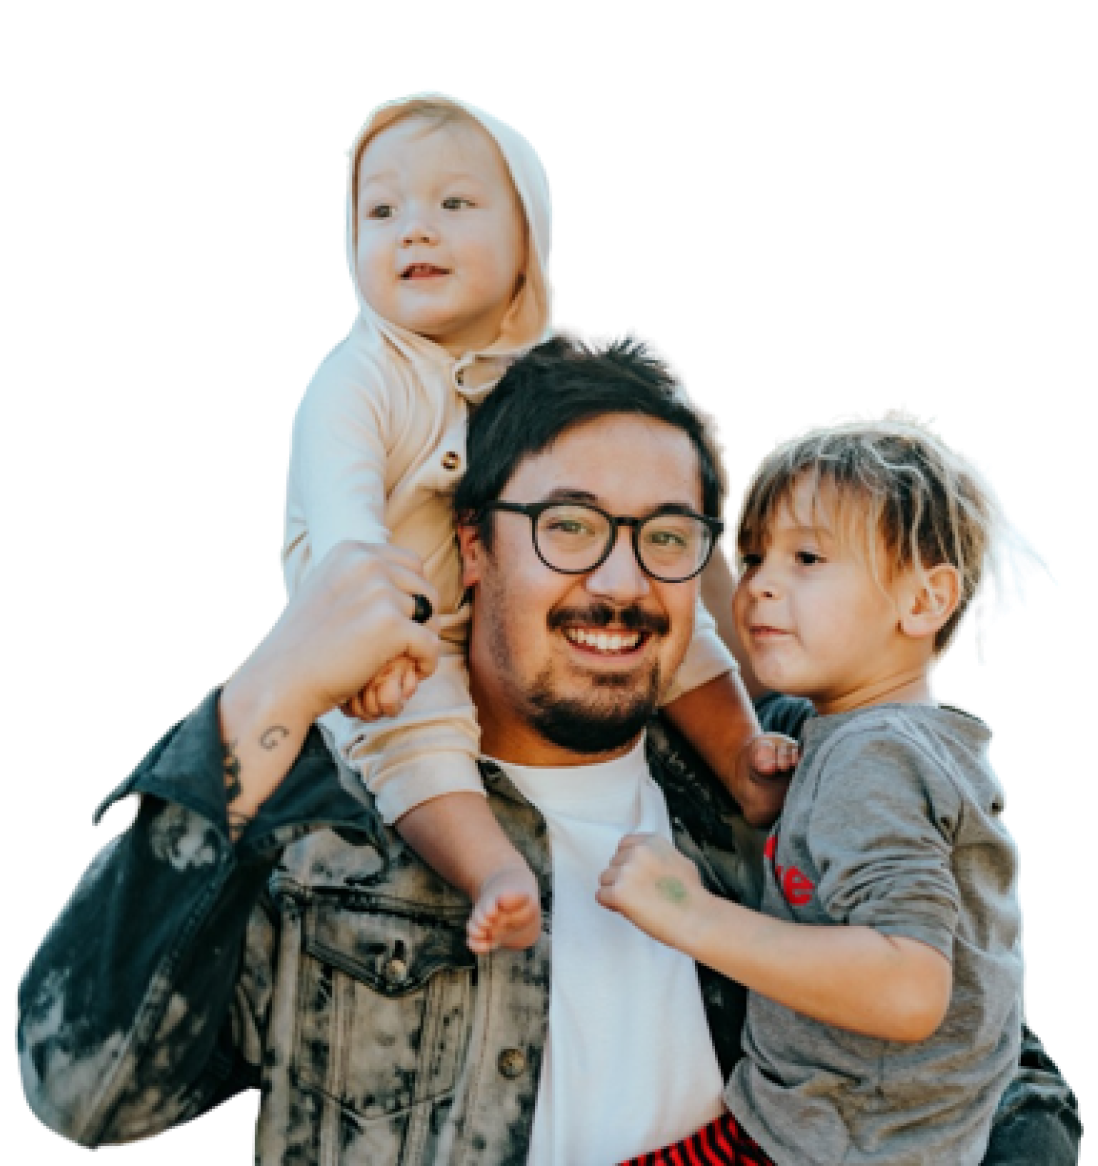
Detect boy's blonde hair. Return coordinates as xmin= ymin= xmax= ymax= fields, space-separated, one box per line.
xmin=736 ymin=416 xmax=1003 ymax=651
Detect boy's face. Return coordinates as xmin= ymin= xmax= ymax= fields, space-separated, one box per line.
xmin=733 ymin=477 xmax=923 ymax=714
xmin=355 ymin=116 xmax=527 ymax=355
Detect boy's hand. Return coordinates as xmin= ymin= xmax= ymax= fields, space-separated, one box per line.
xmin=341 ymin=655 xmax=424 ymax=721
xmin=597 ymin=833 xmax=710 ymax=954
xmin=737 ymin=732 xmax=798 ymax=825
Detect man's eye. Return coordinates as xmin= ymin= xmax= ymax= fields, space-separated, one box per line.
xmin=547 ymin=518 xmax=592 ymax=536
xmin=367 ymin=204 xmax=394 ymax=219
xmin=646 ymin=528 xmax=689 ymax=550
xmin=442 ymin=196 xmax=474 ymax=210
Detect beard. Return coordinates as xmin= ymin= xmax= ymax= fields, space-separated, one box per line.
xmin=525 ymin=662 xmax=664 ymax=755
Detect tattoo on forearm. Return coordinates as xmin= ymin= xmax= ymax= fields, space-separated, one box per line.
xmin=260 ymin=725 xmax=289 ymax=750
xmin=656 ymin=876 xmax=689 ymax=906
xmin=223 ymin=739 xmax=243 ymax=802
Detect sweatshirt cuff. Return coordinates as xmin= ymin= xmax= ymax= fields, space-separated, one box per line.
xmin=365 ymin=752 xmax=488 ymax=824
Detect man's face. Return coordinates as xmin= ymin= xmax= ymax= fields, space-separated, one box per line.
xmin=459 ymin=414 xmax=704 ymax=765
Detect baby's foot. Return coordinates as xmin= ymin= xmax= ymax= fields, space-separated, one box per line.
xmin=466 ymin=864 xmax=542 ymax=954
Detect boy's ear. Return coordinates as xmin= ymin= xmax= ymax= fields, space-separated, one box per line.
xmin=898 ymin=564 xmax=961 ymax=640
xmin=456 ymin=520 xmax=485 ymax=589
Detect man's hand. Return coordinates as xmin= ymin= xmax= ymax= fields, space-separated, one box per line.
xmin=737 ymin=732 xmax=798 ymax=826
xmin=218 ymin=542 xmax=440 ymax=831
xmin=254 ymin=542 xmax=440 ymax=726
xmin=597 ymin=833 xmax=712 ymax=954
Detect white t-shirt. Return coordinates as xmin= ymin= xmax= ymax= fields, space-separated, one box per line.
xmin=490 ymin=736 xmax=725 ymax=1165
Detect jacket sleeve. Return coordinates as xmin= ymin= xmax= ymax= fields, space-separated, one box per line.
xmin=17 ymin=689 xmax=379 ymax=1147
xmin=982 ymin=1024 xmax=1082 ymax=1165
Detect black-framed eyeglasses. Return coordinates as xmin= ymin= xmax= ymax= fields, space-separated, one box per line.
xmin=477 ymin=500 xmax=723 ymax=583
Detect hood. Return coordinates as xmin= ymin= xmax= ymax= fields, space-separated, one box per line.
xmin=345 ymin=93 xmax=552 ymax=364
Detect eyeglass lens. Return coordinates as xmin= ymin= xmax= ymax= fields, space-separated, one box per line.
xmin=534 ymin=504 xmax=711 ymax=580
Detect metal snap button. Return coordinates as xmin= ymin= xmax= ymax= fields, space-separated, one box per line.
xmin=497 ymin=1048 xmax=526 ymax=1079
xmin=455 ymin=369 xmax=465 ymax=386
xmin=383 ymin=957 xmax=408 ymax=984
xmin=442 ymin=451 xmax=461 ymax=471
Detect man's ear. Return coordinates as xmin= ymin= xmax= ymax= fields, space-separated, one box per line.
xmin=898 ymin=563 xmax=961 ymax=640
xmin=456 ymin=521 xmax=485 ymax=589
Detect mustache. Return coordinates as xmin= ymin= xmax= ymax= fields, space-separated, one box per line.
xmin=548 ymin=602 xmax=670 ymax=638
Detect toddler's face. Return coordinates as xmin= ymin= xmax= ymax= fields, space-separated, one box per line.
xmin=355 ymin=116 xmax=526 ymax=355
xmin=733 ymin=478 xmax=914 ymax=713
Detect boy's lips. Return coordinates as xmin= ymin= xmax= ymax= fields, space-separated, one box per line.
xmin=749 ymin=624 xmax=791 ymax=639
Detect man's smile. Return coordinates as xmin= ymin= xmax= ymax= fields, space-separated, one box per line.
xmin=562 ymin=626 xmax=645 ymax=655
xmin=549 ymin=603 xmax=668 ymax=662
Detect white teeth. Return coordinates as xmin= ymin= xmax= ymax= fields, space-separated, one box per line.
xmin=565 ymin=628 xmax=641 ymax=652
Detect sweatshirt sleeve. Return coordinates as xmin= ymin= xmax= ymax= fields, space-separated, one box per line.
xmin=324 ymin=645 xmax=486 ymax=823
xmin=283 ymin=359 xmax=394 ymax=595
xmin=660 ymin=596 xmax=739 ymax=706
xmin=808 ymin=730 xmax=963 ymax=959
xmin=17 ymin=691 xmax=378 ymax=1147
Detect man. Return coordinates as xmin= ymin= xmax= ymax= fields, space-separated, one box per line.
xmin=19 ymin=338 xmax=1080 ymax=1163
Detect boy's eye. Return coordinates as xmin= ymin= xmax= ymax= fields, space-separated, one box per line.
xmin=367 ymin=203 xmax=395 ymax=220
xmin=796 ymin=550 xmax=824 ymax=566
xmin=739 ymin=552 xmax=763 ymax=570
xmin=442 ymin=196 xmax=474 ymax=210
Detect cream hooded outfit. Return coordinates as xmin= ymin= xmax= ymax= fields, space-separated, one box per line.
xmin=283 ymin=94 xmax=737 ymax=823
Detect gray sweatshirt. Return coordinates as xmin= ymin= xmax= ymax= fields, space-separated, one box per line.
xmin=726 ymin=704 xmax=1023 ymax=1166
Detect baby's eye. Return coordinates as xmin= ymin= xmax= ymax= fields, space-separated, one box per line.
xmin=442 ymin=196 xmax=475 ymax=210
xmin=795 ymin=550 xmax=824 ymax=566
xmin=367 ymin=203 xmax=395 ymax=220
xmin=738 ymin=552 xmax=763 ymax=570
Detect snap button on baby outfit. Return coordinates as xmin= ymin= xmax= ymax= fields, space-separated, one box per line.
xmin=455 ymin=369 xmax=465 ymax=386
xmin=442 ymin=451 xmax=461 ymax=471
xmin=497 ymin=1048 xmax=526 ymax=1078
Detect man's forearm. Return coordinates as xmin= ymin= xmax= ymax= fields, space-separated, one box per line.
xmin=218 ymin=670 xmax=313 ymax=838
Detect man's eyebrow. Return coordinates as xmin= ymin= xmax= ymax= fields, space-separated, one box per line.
xmin=541 ymin=488 xmax=702 ymax=512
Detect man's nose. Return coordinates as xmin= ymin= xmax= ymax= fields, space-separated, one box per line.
xmin=584 ymin=528 xmax=651 ymax=603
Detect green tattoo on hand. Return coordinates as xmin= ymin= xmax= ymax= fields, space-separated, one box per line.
xmin=656 ymin=876 xmax=688 ymax=905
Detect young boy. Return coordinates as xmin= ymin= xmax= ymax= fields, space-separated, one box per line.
xmin=600 ymin=418 xmax=1023 ymax=1165
xmin=282 ymin=94 xmax=792 ymax=953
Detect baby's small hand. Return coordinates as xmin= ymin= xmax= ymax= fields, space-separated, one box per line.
xmin=341 ymin=655 xmax=422 ymax=721
xmin=597 ymin=833 xmax=707 ymax=953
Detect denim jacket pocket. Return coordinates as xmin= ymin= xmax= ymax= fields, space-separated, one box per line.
xmin=291 ymin=897 xmax=476 ymax=1123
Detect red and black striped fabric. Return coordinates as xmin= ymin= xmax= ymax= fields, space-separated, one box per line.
xmin=620 ymin=1110 xmax=775 ymax=1166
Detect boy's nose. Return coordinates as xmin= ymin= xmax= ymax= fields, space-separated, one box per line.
xmin=746 ymin=563 xmax=780 ymax=599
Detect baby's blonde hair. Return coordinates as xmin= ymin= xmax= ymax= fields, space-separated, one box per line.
xmin=736 ymin=416 xmax=1003 ymax=651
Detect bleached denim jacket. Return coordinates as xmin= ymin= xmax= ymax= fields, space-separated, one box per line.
xmin=18 ymin=692 xmax=1081 ymax=1164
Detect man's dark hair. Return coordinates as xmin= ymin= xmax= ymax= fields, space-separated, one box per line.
xmin=454 ymin=335 xmax=725 ymax=547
